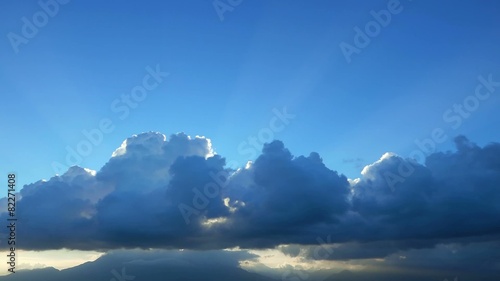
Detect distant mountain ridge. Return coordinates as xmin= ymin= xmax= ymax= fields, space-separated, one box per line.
xmin=1 ymin=254 xmax=498 ymax=281
xmin=0 ymin=253 xmax=278 ymax=281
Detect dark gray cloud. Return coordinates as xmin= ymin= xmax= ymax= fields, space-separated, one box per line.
xmin=2 ymin=132 xmax=500 ymax=265
xmin=351 ymin=136 xmax=500 ymax=244
xmin=216 ymin=141 xmax=351 ymax=248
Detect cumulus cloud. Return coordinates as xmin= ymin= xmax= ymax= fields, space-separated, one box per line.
xmin=98 ymin=132 xmax=214 ymax=193
xmin=2 ymin=131 xmax=500 ymax=268
xmin=217 ymin=142 xmax=351 ymax=248
xmin=350 ymin=136 xmax=500 ymax=245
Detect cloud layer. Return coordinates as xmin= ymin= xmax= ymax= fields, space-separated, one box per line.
xmin=3 ymin=132 xmax=500 ymax=260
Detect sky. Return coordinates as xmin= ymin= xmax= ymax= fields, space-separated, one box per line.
xmin=0 ymin=0 xmax=500 ymax=280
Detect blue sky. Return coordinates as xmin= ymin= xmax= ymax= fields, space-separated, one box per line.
xmin=2 ymin=0 xmax=500 ymax=187
xmin=1 ymin=1 xmax=500 ymax=279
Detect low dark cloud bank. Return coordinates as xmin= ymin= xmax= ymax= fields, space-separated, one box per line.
xmin=2 ymin=132 xmax=500 ymax=273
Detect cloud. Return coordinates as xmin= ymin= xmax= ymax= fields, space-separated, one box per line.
xmin=98 ymin=132 xmax=214 ymax=193
xmin=350 ymin=136 xmax=500 ymax=245
xmin=218 ymin=142 xmax=351 ymax=248
xmin=379 ymin=241 xmax=500 ymax=274
xmin=2 ymin=132 xmax=500 ymax=263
